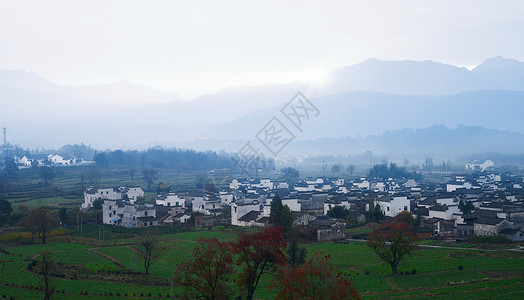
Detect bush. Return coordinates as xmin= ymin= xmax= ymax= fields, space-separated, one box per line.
xmin=365 ymin=270 xmax=370 ymax=275
xmin=411 ymin=269 xmax=417 ymax=275
xmin=458 ymin=265 xmax=464 ymax=270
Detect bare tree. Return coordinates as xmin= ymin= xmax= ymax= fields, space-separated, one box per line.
xmin=142 ymin=169 xmax=158 ymax=191
xmin=28 ymin=207 xmax=59 ymax=244
xmin=135 ymin=231 xmax=166 ymax=275
xmin=36 ymin=251 xmax=56 ymax=300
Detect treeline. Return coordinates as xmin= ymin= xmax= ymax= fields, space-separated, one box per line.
xmin=93 ymin=147 xmax=234 ymax=170
xmin=368 ymin=163 xmax=423 ymax=180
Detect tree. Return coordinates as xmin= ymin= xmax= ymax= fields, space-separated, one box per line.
xmin=233 ymin=227 xmax=287 ymax=300
xmin=194 ymin=173 xmax=208 ymax=189
xmin=0 ymin=199 xmax=12 ymax=226
xmin=92 ymin=198 xmax=103 ymax=210
xmin=366 ymin=222 xmax=420 ymax=275
xmin=347 ymin=164 xmax=355 ymax=176
xmin=270 ymin=253 xmax=360 ymax=300
xmin=331 ymin=164 xmax=341 ymax=172
xmin=365 ymin=203 xmax=384 ymax=223
xmin=38 ymin=166 xmax=56 ymax=185
xmin=459 ymin=200 xmax=474 ymax=215
xmin=142 ymin=169 xmax=158 ymax=191
xmin=157 ymin=181 xmax=171 ymax=193
xmin=280 ymin=167 xmax=299 ymax=185
xmin=29 ymin=207 xmax=59 ymax=244
xmin=135 ymin=231 xmax=166 ymax=275
xmin=3 ymin=157 xmax=18 ymax=179
xmin=269 ymin=194 xmax=293 ymax=232
xmin=327 ymin=206 xmax=350 ymax=219
xmin=36 ymin=251 xmax=56 ymax=300
xmin=286 ymin=239 xmax=307 ymax=268
xmin=176 ymin=238 xmax=234 ymax=299
xmin=393 ymin=211 xmax=415 ymax=228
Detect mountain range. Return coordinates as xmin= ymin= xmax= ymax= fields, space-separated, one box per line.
xmin=1 ymin=56 xmax=524 ymax=163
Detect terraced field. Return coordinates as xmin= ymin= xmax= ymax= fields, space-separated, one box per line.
xmin=0 ymin=228 xmax=523 ymax=299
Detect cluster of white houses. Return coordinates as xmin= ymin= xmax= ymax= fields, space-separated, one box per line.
xmin=15 ymin=154 xmax=93 ymax=167
xmin=81 ymin=171 xmax=524 ymax=242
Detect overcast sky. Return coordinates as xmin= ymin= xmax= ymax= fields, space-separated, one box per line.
xmin=1 ymin=0 xmax=523 ymax=99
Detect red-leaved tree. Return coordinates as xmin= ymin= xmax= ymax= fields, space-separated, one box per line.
xmin=271 ymin=253 xmax=360 ymax=299
xmin=233 ymin=226 xmax=287 ymax=300
xmin=176 ymin=237 xmax=234 ymax=300
xmin=366 ymin=221 xmax=420 ymax=275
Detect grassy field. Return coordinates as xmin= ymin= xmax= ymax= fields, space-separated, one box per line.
xmin=1 ymin=166 xmax=238 ymax=209
xmin=1 ymin=227 xmax=523 ymax=299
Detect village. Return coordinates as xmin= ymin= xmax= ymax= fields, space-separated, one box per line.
xmin=80 ymin=166 xmax=524 ymax=243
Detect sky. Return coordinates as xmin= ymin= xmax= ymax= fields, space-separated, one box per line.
xmin=1 ymin=0 xmax=524 ymax=99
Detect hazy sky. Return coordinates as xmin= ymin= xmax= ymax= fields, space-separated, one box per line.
xmin=1 ymin=0 xmax=523 ymax=99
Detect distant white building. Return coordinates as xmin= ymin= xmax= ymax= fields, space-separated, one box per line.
xmin=374 ymin=195 xmax=410 ymax=217
xmin=155 ymin=192 xmax=185 ymax=207
xmin=82 ymin=186 xmax=143 ymax=208
xmin=82 ymin=187 xmax=121 ymax=208
xmin=465 ymin=160 xmax=494 ymax=171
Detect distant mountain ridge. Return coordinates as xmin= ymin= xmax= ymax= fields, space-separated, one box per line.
xmin=2 ymin=57 xmax=524 ymax=153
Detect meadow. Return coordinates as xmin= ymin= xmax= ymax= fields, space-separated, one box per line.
xmin=0 ymin=226 xmax=523 ymax=299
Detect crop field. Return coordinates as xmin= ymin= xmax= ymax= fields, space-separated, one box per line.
xmin=0 ymin=228 xmax=523 ymax=299
xmin=1 ymin=166 xmax=236 ymax=209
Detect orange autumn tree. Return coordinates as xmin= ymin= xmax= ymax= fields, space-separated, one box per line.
xmin=271 ymin=253 xmax=360 ymax=299
xmin=366 ymin=221 xmax=420 ymax=275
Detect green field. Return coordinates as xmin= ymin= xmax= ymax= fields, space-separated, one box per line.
xmin=1 ymin=227 xmax=523 ymax=299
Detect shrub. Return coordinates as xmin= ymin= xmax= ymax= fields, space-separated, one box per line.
xmin=411 ymin=269 xmax=417 ymax=275
xmin=400 ymin=271 xmax=403 ymax=275
xmin=365 ymin=270 xmax=370 ymax=275
xmin=458 ymin=265 xmax=464 ymax=270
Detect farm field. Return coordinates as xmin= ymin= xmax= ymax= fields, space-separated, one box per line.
xmin=1 ymin=227 xmax=523 ymax=299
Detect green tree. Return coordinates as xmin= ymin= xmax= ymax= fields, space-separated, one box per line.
xmin=269 ymin=194 xmax=293 ymax=232
xmin=0 ymin=199 xmax=12 ymax=226
xmin=459 ymin=200 xmax=474 ymax=215
xmin=331 ymin=164 xmax=341 ymax=172
xmin=286 ymin=238 xmax=307 ymax=268
xmin=327 ymin=206 xmax=350 ymax=219
xmin=393 ymin=211 xmax=415 ymax=227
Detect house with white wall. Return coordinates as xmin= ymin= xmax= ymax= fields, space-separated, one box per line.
xmin=374 ymin=195 xmax=410 ymax=217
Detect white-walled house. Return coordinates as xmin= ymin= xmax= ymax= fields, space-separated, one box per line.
xmin=324 ymin=199 xmax=352 ymax=215
xmin=219 ymin=192 xmax=234 ymax=206
xmin=428 ymin=205 xmax=460 ymax=220
xmin=156 ymin=193 xmax=185 ymax=207
xmin=375 ymin=195 xmax=410 ymax=217
xmin=123 ymin=187 xmax=144 ymax=203
xmin=192 ymin=196 xmax=222 ymax=215
xmin=83 ymin=187 xmax=121 ymax=208
xmin=123 ymin=203 xmax=157 ymax=228
xmin=231 ymin=201 xmax=260 ymax=226
xmin=102 ymin=199 xmax=124 ymax=226
xmin=282 ymin=198 xmax=301 ymax=212
xmin=465 ymin=160 xmax=494 ymax=171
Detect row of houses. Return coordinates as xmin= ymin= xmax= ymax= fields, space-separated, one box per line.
xmin=15 ymin=154 xmax=93 ymax=167
xmin=81 ymin=171 xmax=524 ymax=241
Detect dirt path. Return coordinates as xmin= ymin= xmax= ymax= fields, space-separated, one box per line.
xmin=87 ymin=248 xmax=126 ymax=268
